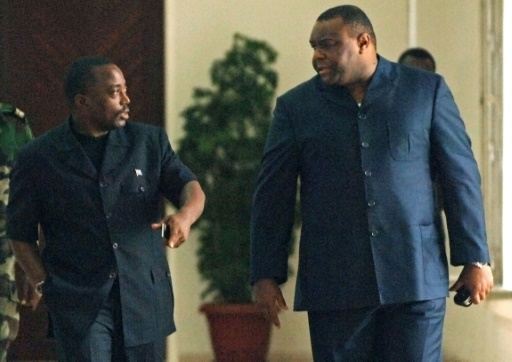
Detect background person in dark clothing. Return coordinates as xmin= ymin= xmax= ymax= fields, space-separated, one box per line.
xmin=398 ymin=47 xmax=436 ymax=72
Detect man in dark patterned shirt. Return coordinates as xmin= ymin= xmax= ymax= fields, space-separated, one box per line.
xmin=0 ymin=102 xmax=33 ymax=361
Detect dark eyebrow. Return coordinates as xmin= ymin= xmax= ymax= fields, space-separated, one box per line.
xmin=310 ymin=33 xmax=338 ymax=43
xmin=310 ymin=36 xmax=338 ymax=48
xmin=109 ymin=84 xmax=126 ymax=90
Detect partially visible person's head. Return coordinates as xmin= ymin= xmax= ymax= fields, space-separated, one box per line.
xmin=310 ymin=5 xmax=378 ymax=87
xmin=65 ymin=56 xmax=130 ymax=136
xmin=398 ymin=47 xmax=436 ymax=72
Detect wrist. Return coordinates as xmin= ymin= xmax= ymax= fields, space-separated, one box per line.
xmin=34 ymin=279 xmax=45 ymax=296
xmin=175 ymin=208 xmax=196 ymax=226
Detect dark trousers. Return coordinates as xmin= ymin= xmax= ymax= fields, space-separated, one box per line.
xmin=308 ymin=298 xmax=446 ymax=362
xmin=55 ymin=280 xmax=165 ymax=362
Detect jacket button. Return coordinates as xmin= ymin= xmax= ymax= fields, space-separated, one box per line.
xmin=358 ymin=112 xmax=367 ymax=120
xmin=364 ymin=170 xmax=372 ymax=177
xmin=370 ymin=230 xmax=379 ymax=237
xmin=368 ymin=200 xmax=376 ymax=207
xmin=109 ymin=271 xmax=117 ymax=279
xmin=138 ymin=186 xmax=145 ymax=192
xmin=361 ymin=141 xmax=369 ymax=148
xmin=112 ymin=242 xmax=119 ymax=249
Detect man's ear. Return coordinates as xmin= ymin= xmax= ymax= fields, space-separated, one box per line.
xmin=74 ymin=94 xmax=88 ymax=109
xmin=357 ymin=33 xmax=371 ymax=53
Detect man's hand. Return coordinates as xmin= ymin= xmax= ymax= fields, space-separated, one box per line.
xmin=252 ymin=279 xmax=288 ymax=328
xmin=152 ymin=181 xmax=205 ymax=248
xmin=151 ymin=212 xmax=192 ymax=248
xmin=17 ymin=272 xmax=42 ymax=310
xmin=10 ymin=240 xmax=46 ymax=310
xmin=450 ymin=264 xmax=494 ymax=304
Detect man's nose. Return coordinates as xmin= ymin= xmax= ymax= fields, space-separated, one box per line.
xmin=121 ymin=90 xmax=130 ymax=105
xmin=312 ymin=48 xmax=326 ymax=62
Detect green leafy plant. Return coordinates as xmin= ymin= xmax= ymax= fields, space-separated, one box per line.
xmin=179 ymin=33 xmax=278 ymax=303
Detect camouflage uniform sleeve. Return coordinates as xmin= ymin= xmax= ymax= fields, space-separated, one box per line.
xmin=0 ymin=112 xmax=33 ymax=356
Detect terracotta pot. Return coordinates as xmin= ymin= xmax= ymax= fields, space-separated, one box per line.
xmin=200 ymin=303 xmax=272 ymax=362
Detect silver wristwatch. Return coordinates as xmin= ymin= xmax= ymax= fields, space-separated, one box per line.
xmin=35 ymin=280 xmax=45 ymax=296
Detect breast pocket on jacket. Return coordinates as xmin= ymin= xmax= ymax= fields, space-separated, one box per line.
xmin=387 ymin=122 xmax=430 ymax=161
xmin=121 ymin=176 xmax=149 ymax=194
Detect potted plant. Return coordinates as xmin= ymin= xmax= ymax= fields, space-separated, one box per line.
xmin=179 ymin=33 xmax=278 ymax=361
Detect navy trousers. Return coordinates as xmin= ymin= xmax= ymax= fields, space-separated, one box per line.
xmin=54 ymin=280 xmax=165 ymax=362
xmin=308 ymin=298 xmax=446 ymax=362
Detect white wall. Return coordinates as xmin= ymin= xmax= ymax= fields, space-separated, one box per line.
xmin=416 ymin=0 xmax=483 ymax=164
xmin=162 ymin=1 xmax=510 ymax=360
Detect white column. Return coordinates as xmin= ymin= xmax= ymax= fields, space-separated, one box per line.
xmin=408 ymin=0 xmax=417 ymax=47
xmin=502 ymin=0 xmax=511 ymax=289
xmin=164 ymin=0 xmax=181 ymax=360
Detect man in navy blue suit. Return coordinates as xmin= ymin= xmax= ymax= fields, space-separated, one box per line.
xmin=7 ymin=56 xmax=205 ymax=361
xmin=250 ymin=5 xmax=493 ymax=361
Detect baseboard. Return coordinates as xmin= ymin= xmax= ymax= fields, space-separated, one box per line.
xmin=179 ymin=353 xmax=311 ymax=362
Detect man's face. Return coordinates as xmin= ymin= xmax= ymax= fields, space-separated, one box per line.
xmin=82 ymin=64 xmax=130 ymax=133
xmin=309 ymin=17 xmax=362 ymax=87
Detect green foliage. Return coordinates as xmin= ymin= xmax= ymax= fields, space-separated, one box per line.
xmin=179 ymin=34 xmax=278 ymax=303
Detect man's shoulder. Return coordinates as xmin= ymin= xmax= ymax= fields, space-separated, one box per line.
xmin=123 ymin=121 xmax=162 ymax=135
xmin=279 ymin=76 xmax=319 ymax=102
xmin=119 ymin=121 xmax=165 ymax=145
xmin=395 ymin=61 xmax=442 ymax=88
xmin=21 ymin=121 xmax=166 ymax=155
xmin=0 ymin=117 xmax=33 ymax=164
xmin=18 ymin=122 xmax=65 ymax=155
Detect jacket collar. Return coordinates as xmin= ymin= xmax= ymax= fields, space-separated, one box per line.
xmin=317 ymin=55 xmax=398 ymax=107
xmin=51 ymin=117 xmax=130 ymax=179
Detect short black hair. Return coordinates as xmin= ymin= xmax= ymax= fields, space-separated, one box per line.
xmin=398 ymin=47 xmax=436 ymax=71
xmin=64 ymin=56 xmax=113 ymax=105
xmin=317 ymin=5 xmax=376 ymax=46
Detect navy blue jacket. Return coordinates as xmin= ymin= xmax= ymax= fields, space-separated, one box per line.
xmin=7 ymin=120 xmax=196 ymax=346
xmin=250 ymin=57 xmax=490 ymax=311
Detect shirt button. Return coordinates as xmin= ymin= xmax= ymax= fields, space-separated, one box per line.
xmin=361 ymin=141 xmax=369 ymax=148
xmin=112 ymin=242 xmax=119 ymax=249
xmin=99 ymin=181 xmax=108 ymax=188
xmin=368 ymin=200 xmax=376 ymax=207
xmin=106 ymin=213 xmax=112 ymax=220
xmin=364 ymin=170 xmax=372 ymax=177
xmin=138 ymin=186 xmax=145 ymax=192
xmin=358 ymin=112 xmax=367 ymax=120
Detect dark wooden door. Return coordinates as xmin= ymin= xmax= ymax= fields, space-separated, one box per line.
xmin=0 ymin=0 xmax=164 ymax=136
xmin=0 ymin=1 xmax=164 ymax=359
